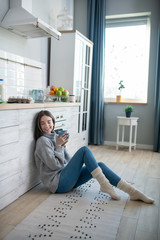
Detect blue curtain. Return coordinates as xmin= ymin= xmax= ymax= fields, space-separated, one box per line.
xmin=154 ymin=25 xmax=160 ymax=152
xmin=87 ymin=0 xmax=106 ymax=144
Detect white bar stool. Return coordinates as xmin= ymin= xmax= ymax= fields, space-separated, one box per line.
xmin=116 ymin=116 xmax=139 ymax=152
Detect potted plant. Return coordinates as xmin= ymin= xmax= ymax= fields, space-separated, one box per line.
xmin=125 ymin=105 xmax=134 ymax=118
xmin=116 ymin=80 xmax=125 ymax=102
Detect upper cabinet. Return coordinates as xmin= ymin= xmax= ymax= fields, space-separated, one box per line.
xmin=50 ymin=30 xmax=93 ymax=146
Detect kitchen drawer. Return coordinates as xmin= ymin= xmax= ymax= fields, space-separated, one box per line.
xmin=19 ymin=125 xmax=34 ymax=142
xmin=19 ymin=142 xmax=35 ymax=167
xmin=19 ymin=109 xmax=39 ymax=125
xmin=0 ymin=110 xmax=19 ymax=128
xmin=19 ymin=166 xmax=40 ymax=196
xmin=0 ymin=172 xmax=20 ymax=200
xmin=0 ymin=126 xmax=19 ymax=146
xmin=0 ymin=142 xmax=19 ymax=163
xmin=0 ymin=157 xmax=20 ymax=181
xmin=0 ymin=188 xmax=19 ymax=210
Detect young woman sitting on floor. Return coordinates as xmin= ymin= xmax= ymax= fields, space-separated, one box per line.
xmin=34 ymin=110 xmax=154 ymax=204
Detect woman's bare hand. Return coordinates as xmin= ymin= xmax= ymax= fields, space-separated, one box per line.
xmin=56 ymin=132 xmax=69 ymax=146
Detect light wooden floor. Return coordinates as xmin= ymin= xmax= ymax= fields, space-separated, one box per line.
xmin=0 ymin=145 xmax=160 ymax=240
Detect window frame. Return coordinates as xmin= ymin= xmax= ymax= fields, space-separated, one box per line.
xmin=104 ymin=13 xmax=151 ymax=105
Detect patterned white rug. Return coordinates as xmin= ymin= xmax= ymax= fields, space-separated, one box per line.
xmin=4 ymin=180 xmax=128 ymax=240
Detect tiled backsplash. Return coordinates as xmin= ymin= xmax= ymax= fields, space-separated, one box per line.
xmin=0 ymin=50 xmax=46 ymax=100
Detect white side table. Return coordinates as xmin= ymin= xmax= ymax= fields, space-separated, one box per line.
xmin=116 ymin=116 xmax=139 ymax=152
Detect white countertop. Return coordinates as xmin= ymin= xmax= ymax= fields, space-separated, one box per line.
xmin=0 ymin=102 xmax=80 ymax=110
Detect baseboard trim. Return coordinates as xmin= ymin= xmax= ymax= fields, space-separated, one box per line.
xmin=104 ymin=141 xmax=153 ymax=150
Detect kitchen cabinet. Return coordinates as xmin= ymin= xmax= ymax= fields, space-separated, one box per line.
xmin=50 ymin=30 xmax=93 ymax=148
xmin=0 ymin=104 xmax=79 ymax=210
xmin=0 ymin=110 xmax=21 ymax=210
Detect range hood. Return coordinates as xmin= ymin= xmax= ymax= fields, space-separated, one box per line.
xmin=0 ymin=0 xmax=61 ymax=39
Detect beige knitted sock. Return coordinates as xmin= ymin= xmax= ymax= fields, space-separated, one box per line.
xmin=91 ymin=167 xmax=120 ymax=200
xmin=117 ymin=180 xmax=154 ymax=204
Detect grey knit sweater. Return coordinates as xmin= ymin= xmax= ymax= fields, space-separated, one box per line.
xmin=34 ymin=132 xmax=71 ymax=193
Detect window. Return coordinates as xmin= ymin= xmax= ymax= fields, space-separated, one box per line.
xmin=104 ymin=14 xmax=151 ymax=103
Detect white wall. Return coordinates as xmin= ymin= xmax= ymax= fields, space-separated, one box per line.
xmin=32 ymin=0 xmax=74 ymax=30
xmin=74 ymin=0 xmax=160 ymax=148
xmin=74 ymin=0 xmax=87 ymax=37
xmin=0 ymin=50 xmax=45 ymax=99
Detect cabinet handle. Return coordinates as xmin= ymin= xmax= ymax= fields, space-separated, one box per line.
xmin=83 ymin=138 xmax=85 ymax=140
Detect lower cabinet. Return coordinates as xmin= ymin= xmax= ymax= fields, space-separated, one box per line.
xmin=0 ymin=110 xmax=20 ymax=210
xmin=0 ymin=105 xmax=87 ymax=210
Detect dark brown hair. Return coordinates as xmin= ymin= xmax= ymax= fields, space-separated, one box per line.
xmin=34 ymin=110 xmax=55 ymax=141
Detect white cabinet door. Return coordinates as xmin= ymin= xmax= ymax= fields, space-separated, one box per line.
xmin=50 ymin=30 xmax=93 ymax=148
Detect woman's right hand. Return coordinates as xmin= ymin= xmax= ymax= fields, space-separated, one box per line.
xmin=56 ymin=132 xmax=69 ymax=146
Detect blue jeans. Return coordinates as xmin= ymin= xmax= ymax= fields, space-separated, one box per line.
xmin=56 ymin=146 xmax=121 ymax=193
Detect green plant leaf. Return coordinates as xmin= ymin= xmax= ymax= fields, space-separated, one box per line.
xmin=124 ymin=105 xmax=134 ymax=112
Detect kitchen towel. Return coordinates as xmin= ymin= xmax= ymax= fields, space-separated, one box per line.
xmin=3 ymin=179 xmax=128 ymax=240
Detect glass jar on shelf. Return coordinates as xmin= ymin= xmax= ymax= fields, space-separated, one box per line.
xmin=0 ymin=79 xmax=6 ymax=103
xmin=57 ymin=8 xmax=73 ymax=31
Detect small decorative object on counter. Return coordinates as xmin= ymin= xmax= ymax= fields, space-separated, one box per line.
xmin=69 ymin=94 xmax=75 ymax=103
xmin=0 ymin=79 xmax=6 ymax=103
xmin=48 ymin=86 xmax=69 ymax=102
xmin=32 ymin=89 xmax=44 ymax=103
xmin=7 ymin=96 xmax=33 ymax=103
